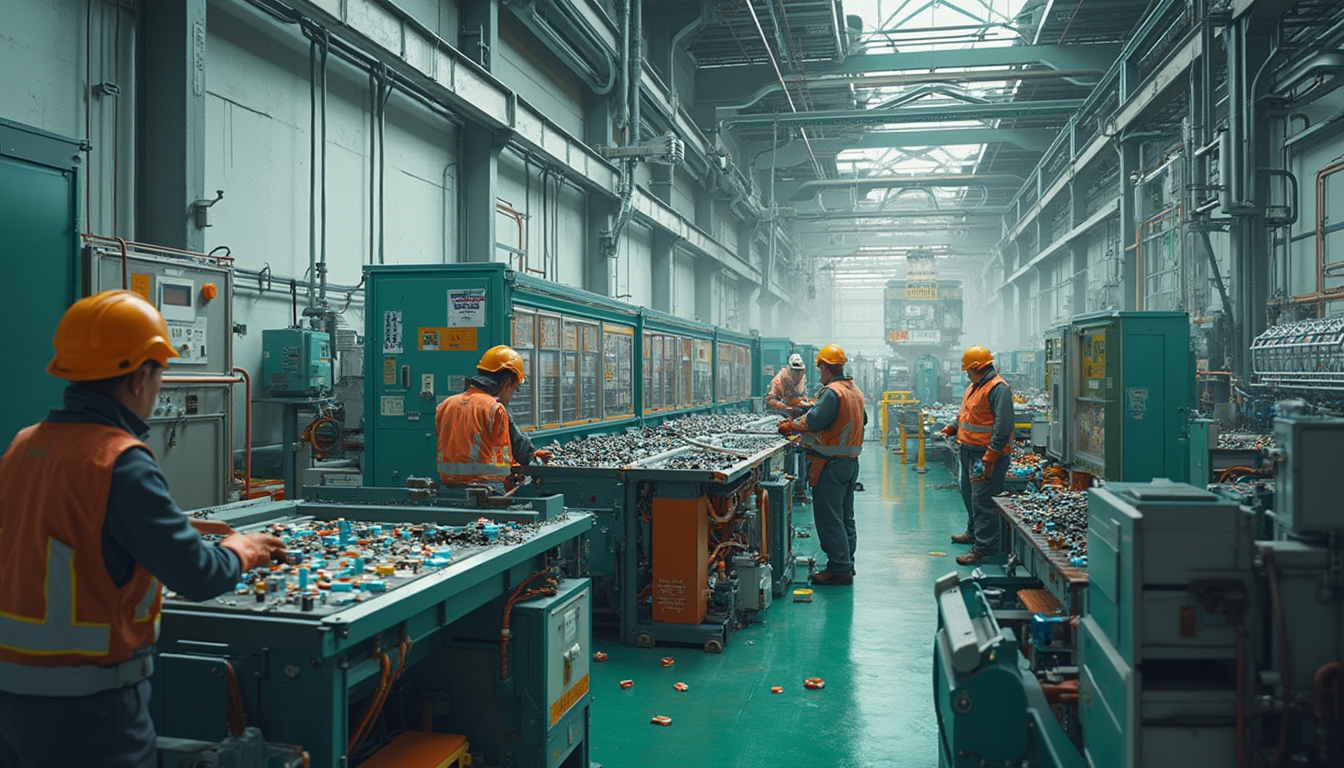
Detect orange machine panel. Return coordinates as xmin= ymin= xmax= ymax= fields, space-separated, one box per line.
xmin=652 ymin=497 xmax=708 ymax=624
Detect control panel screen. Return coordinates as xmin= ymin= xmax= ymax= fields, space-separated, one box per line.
xmin=162 ymin=283 xmax=193 ymax=308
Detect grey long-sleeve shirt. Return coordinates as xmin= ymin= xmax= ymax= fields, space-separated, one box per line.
xmin=951 ymin=366 xmax=1015 ymax=454
xmin=31 ymin=387 xmax=243 ymax=601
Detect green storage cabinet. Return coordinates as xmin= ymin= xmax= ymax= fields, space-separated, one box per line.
xmin=0 ymin=119 xmax=84 ymax=446
xmin=1068 ymin=311 xmax=1191 ymax=482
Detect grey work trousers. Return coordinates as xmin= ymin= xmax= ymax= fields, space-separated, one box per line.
xmin=958 ymin=444 xmax=1009 ymax=554
xmin=0 ymin=679 xmax=156 ymax=768
xmin=810 ymin=456 xmax=859 ymax=574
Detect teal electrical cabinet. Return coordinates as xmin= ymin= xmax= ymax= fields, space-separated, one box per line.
xmin=0 ymin=119 xmax=84 ymax=446
xmin=1068 ymin=311 xmax=1191 ymax=482
xmin=793 ymin=343 xmax=819 ymax=392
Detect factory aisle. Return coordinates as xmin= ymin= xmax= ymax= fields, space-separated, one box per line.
xmin=589 ymin=445 xmax=967 ymax=768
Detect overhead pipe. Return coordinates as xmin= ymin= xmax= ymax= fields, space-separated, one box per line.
xmin=717 ymin=99 xmax=1085 ymax=131
xmin=1272 ymin=53 xmax=1344 ymax=104
xmin=666 ymin=1 xmax=711 ymax=109
xmin=786 ymin=174 xmax=1027 ymax=203
xmin=504 ymin=0 xmax=617 ymax=94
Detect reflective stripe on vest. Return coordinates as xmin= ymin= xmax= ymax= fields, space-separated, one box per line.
xmin=801 ymin=379 xmax=865 ymax=458
xmin=0 ymin=654 xmax=153 ymax=697
xmin=956 ymin=374 xmax=1008 ymax=447
xmin=0 ymin=540 xmax=110 ymax=656
xmin=0 ymin=421 xmax=163 ymax=694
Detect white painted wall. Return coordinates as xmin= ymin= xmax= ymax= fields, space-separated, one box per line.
xmin=0 ymin=0 xmax=134 ymax=235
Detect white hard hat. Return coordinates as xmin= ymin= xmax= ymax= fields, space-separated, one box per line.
xmin=788 ymin=353 xmax=805 ymax=370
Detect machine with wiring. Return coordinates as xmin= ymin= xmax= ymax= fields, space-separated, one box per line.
xmin=153 ymin=497 xmax=592 ymax=767
xmin=936 ymin=409 xmax=1344 ymax=767
xmin=524 ymin=416 xmax=795 ymax=652
xmin=84 ymin=241 xmax=236 ymax=509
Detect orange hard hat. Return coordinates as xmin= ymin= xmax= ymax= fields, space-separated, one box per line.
xmin=961 ymin=345 xmax=994 ymax=371
xmin=478 ymin=345 xmax=526 ymax=384
xmin=48 ymin=290 xmax=179 ymax=381
xmin=816 ymin=344 xmax=847 ymax=366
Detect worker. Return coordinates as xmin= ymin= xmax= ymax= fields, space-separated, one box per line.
xmin=0 ymin=291 xmax=286 ymax=768
xmin=435 ymin=345 xmax=551 ymax=486
xmin=940 ymin=345 xmax=1015 ymax=566
xmin=778 ymin=344 xmax=866 ymax=585
xmin=766 ymin=353 xmax=811 ymax=416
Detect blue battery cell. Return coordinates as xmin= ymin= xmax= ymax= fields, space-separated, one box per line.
xmin=364 ymin=580 xmax=387 ymax=593
xmin=330 ymin=581 xmax=354 ymax=593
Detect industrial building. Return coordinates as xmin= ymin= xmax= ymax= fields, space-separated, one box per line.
xmin=1 ymin=0 xmax=1342 ymax=766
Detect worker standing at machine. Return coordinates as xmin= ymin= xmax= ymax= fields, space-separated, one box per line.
xmin=778 ymin=344 xmax=866 ymax=585
xmin=940 ymin=345 xmax=1015 ymax=566
xmin=766 ymin=353 xmax=812 ymax=416
xmin=0 ymin=291 xmax=286 ymax=768
xmin=435 ymin=345 xmax=551 ymax=487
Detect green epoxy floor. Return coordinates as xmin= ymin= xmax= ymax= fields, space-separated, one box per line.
xmin=590 ymin=448 xmax=970 ymax=767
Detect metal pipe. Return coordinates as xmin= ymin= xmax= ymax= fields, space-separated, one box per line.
xmin=234 ymin=367 xmax=252 ymax=500
xmin=718 ymin=99 xmax=1085 ymax=131
xmin=631 ymin=0 xmax=641 ymax=145
xmin=667 ymin=0 xmax=709 ymax=109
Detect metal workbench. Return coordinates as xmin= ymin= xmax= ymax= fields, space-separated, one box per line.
xmin=994 ymin=497 xmax=1088 ymax=617
xmin=154 ymin=499 xmax=593 ymax=767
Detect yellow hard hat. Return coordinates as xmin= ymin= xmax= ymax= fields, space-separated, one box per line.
xmin=961 ymin=345 xmax=993 ymax=371
xmin=478 ymin=345 xmax=525 ymax=384
xmin=48 ymin=290 xmax=179 ymax=381
xmin=816 ymin=344 xmax=847 ymax=366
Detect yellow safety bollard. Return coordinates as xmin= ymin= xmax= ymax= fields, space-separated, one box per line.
xmin=915 ymin=414 xmax=928 ymax=474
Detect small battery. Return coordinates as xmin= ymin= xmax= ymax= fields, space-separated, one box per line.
xmin=300 ymin=593 xmax=315 ymax=612
xmin=792 ymin=589 xmax=814 ymax=603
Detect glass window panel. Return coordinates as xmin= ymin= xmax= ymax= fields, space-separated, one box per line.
xmin=538 ymin=349 xmax=561 ymax=425
xmin=693 ymin=340 xmax=712 ymax=405
xmin=561 ymin=320 xmax=579 ymax=422
xmin=643 ymin=332 xmax=653 ymax=412
xmin=579 ymin=323 xmax=599 ymax=420
xmin=513 ymin=351 xmax=535 ymax=428
xmin=604 ymin=326 xmax=634 ymax=418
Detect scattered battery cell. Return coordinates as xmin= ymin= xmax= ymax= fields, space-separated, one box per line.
xmin=792 ymin=589 xmax=814 ymax=603
xmin=650 ymin=716 xmax=672 ymax=726
xmin=804 ymin=677 xmax=826 ymax=690
xmin=673 ymin=682 xmax=688 ymax=692
xmin=659 ymin=657 xmax=675 ymax=667
xmin=619 ymin=680 xmax=634 ymax=689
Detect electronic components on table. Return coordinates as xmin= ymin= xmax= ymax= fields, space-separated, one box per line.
xmin=171 ymin=517 xmax=547 ymax=615
xmin=1003 ymin=489 xmax=1089 ymax=565
xmin=541 ymin=413 xmax=776 ymax=468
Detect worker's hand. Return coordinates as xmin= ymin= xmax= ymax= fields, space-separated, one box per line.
xmin=221 ymin=532 xmax=287 ymax=573
xmin=979 ymin=450 xmax=999 ymax=481
xmin=534 ymin=448 xmax=553 ymax=464
xmin=940 ymin=423 xmax=957 ymax=438
xmin=777 ymin=420 xmax=802 ymax=436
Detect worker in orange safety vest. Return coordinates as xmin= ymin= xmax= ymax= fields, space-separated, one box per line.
xmin=777 ymin=344 xmax=866 ymax=585
xmin=765 ymin=353 xmax=812 ymax=416
xmin=435 ymin=345 xmax=552 ymax=486
xmin=939 ymin=345 xmax=1016 ymax=566
xmin=0 ymin=291 xmax=285 ymax=768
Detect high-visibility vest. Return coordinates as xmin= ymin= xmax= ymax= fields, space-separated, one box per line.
xmin=435 ymin=387 xmax=513 ymax=484
xmin=956 ymin=373 xmax=1010 ymax=448
xmin=800 ymin=379 xmax=865 ymax=458
xmin=766 ymin=369 xmax=807 ymax=410
xmin=0 ymin=422 xmax=162 ymax=696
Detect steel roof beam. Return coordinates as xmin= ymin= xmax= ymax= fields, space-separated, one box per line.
xmin=718 ymin=99 xmax=1083 ymax=131
xmin=695 ymin=43 xmax=1121 ymax=104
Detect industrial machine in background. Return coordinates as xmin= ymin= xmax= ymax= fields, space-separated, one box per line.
xmin=262 ymin=327 xmax=332 ymax=397
xmin=526 ymin=416 xmax=795 ymax=652
xmin=1042 ymin=311 xmax=1192 ymax=483
xmin=935 ymin=409 xmax=1344 ymax=768
xmin=361 ymin=263 xmax=758 ymax=487
xmin=152 ymin=496 xmax=592 ymax=768
xmin=884 ymin=249 xmax=963 ymax=405
xmin=85 ymin=241 xmax=237 ymax=509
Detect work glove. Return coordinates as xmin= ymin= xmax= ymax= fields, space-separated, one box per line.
xmin=777 ymin=420 xmax=802 ymax=436
xmin=940 ymin=423 xmax=957 ymax=438
xmin=534 ymin=448 xmax=553 ymax=464
xmin=976 ymin=449 xmax=1000 ymax=482
xmin=221 ymin=532 xmax=287 ymax=573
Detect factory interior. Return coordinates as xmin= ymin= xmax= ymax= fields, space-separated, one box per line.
xmin=3 ymin=0 xmax=1344 ymax=766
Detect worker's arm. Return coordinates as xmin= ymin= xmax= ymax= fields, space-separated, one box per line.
xmin=509 ymin=418 xmax=536 ymax=467
xmin=765 ymin=374 xmax=788 ymax=410
xmin=798 ymin=387 xmax=839 ymax=432
xmin=987 ymin=382 xmax=1016 ymax=455
xmin=102 ymin=447 xmax=243 ymax=602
